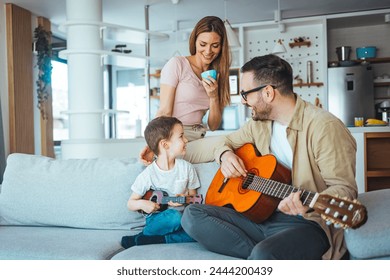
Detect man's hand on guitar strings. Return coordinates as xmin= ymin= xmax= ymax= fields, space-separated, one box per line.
xmin=278 ymin=191 xmax=309 ymax=216
xmin=220 ymin=151 xmax=248 ymax=178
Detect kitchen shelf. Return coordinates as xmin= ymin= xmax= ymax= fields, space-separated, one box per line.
xmin=289 ymin=41 xmax=311 ymax=48
xmin=328 ymin=57 xmax=390 ymax=66
xmin=356 ymin=57 xmax=390 ymax=64
xmin=374 ymin=82 xmax=390 ymax=87
xmin=293 ymin=82 xmax=323 ymax=88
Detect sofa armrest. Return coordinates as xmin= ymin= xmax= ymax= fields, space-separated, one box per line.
xmin=344 ymin=189 xmax=390 ymax=259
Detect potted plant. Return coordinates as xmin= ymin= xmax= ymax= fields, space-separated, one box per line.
xmin=34 ymin=25 xmax=52 ymax=120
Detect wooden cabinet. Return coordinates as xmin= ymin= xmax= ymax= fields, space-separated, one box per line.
xmin=364 ymin=132 xmax=390 ymax=192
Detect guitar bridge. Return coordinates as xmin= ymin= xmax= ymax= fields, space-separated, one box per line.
xmin=218 ymin=178 xmax=229 ymax=193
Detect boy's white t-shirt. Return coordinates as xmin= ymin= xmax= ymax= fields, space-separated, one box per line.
xmin=131 ymin=158 xmax=200 ymax=197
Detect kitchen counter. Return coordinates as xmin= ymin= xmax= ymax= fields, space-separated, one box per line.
xmin=348 ymin=126 xmax=390 ymax=133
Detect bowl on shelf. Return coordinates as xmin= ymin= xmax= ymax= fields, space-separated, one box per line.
xmin=356 ymin=46 xmax=377 ymax=59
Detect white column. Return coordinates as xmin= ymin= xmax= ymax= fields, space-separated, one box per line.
xmin=66 ymin=0 xmax=104 ymax=139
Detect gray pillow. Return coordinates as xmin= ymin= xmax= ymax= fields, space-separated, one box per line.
xmin=0 ymin=153 xmax=145 ymax=230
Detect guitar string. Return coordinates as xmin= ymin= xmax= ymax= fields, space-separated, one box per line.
xmin=246 ymin=173 xmax=315 ymax=205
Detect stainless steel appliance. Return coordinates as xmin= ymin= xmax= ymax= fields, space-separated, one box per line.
xmin=378 ymin=101 xmax=390 ymax=122
xmin=328 ymin=65 xmax=375 ymax=126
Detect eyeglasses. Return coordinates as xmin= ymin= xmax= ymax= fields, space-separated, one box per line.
xmin=240 ymin=85 xmax=276 ymax=101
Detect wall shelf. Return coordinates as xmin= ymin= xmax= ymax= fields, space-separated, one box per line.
xmin=374 ymin=82 xmax=390 ymax=87
xmin=289 ymin=41 xmax=311 ymax=48
xmin=59 ymin=20 xmax=169 ymax=44
xmin=58 ymin=49 xmax=162 ymax=68
xmin=356 ymin=57 xmax=390 ymax=64
xmin=59 ymin=49 xmax=149 ymax=59
xmin=328 ymin=57 xmax=390 ymax=66
xmin=293 ymin=82 xmax=323 ymax=88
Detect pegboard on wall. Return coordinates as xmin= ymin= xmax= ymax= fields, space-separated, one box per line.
xmin=243 ymin=22 xmax=327 ymax=109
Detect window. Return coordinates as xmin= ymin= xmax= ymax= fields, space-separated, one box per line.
xmin=51 ymin=60 xmax=69 ymax=143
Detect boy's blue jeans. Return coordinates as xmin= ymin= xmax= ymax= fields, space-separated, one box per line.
xmin=144 ymin=208 xmax=194 ymax=243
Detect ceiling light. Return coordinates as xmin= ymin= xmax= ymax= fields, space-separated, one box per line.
xmin=272 ymin=39 xmax=287 ymax=54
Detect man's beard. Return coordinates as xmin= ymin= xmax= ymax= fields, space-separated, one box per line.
xmin=251 ymin=100 xmax=271 ymax=121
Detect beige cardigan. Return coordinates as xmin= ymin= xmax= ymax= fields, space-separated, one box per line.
xmin=213 ymin=96 xmax=358 ymax=260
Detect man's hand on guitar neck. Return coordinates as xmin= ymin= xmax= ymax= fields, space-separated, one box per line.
xmin=220 ymin=151 xmax=248 ymax=178
xmin=278 ymin=191 xmax=309 ymax=216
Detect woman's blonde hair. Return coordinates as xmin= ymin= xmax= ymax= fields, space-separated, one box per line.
xmin=189 ymin=16 xmax=232 ymax=108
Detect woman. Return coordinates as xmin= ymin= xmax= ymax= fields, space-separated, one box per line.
xmin=140 ymin=16 xmax=232 ymax=164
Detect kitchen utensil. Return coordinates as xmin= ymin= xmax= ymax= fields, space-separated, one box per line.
xmin=379 ymin=101 xmax=390 ymax=123
xmin=356 ymin=46 xmax=377 ymax=59
xmin=379 ymin=100 xmax=390 ymax=109
xmin=307 ymin=61 xmax=313 ymax=83
xmin=336 ymin=46 xmax=352 ymax=61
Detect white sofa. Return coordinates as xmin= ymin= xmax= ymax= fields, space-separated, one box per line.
xmin=0 ymin=153 xmax=389 ymax=260
xmin=0 ymin=153 xmax=236 ymax=260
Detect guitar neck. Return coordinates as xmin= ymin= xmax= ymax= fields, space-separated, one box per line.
xmin=245 ymin=174 xmax=318 ymax=208
xmin=161 ymin=196 xmax=186 ymax=204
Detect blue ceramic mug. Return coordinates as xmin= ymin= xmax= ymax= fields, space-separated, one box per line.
xmin=201 ymin=69 xmax=217 ymax=80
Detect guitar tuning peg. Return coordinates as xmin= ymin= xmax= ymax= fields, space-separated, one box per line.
xmin=334 ymin=223 xmax=341 ymax=229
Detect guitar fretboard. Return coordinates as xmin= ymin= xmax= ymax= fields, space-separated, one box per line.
xmin=161 ymin=197 xmax=186 ymax=204
xmin=243 ymin=173 xmax=317 ymax=207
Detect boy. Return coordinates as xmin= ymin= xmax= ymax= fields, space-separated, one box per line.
xmin=121 ymin=116 xmax=200 ymax=248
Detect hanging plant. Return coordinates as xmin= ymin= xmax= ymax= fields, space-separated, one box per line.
xmin=34 ymin=25 xmax=52 ymax=120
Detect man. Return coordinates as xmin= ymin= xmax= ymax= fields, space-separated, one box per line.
xmin=181 ymin=54 xmax=357 ymax=260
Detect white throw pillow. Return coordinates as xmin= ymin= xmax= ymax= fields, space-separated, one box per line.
xmin=0 ymin=153 xmax=145 ymax=230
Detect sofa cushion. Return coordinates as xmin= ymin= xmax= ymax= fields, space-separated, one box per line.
xmin=192 ymin=161 xmax=219 ymax=199
xmin=111 ymin=242 xmax=239 ymax=260
xmin=344 ymin=189 xmax=390 ymax=259
xmin=0 ymin=225 xmax=134 ymax=260
xmin=0 ymin=154 xmax=145 ymax=230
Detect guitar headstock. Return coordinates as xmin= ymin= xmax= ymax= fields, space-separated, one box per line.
xmin=313 ymin=194 xmax=367 ymax=229
xmin=185 ymin=194 xmax=203 ymax=205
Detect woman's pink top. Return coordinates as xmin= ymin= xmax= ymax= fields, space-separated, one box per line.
xmin=160 ymin=56 xmax=209 ymax=125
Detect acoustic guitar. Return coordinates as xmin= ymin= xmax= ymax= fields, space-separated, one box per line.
xmin=143 ymin=190 xmax=203 ymax=212
xmin=205 ymin=143 xmax=367 ymax=229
